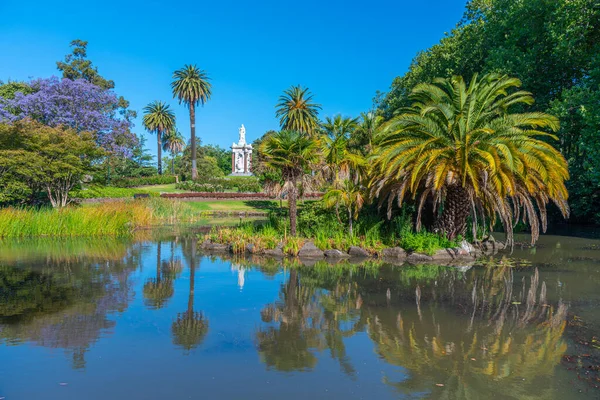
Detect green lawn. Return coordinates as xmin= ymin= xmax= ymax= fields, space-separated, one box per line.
xmin=132 ymin=183 xmax=189 ymax=194
xmin=185 ymin=200 xmax=285 ymax=212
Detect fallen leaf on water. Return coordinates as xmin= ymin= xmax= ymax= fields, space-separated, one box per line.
xmin=436 ymin=384 xmax=444 ymax=387
xmin=512 ymin=301 xmax=521 ymax=305
xmin=471 ymin=358 xmax=476 ymax=361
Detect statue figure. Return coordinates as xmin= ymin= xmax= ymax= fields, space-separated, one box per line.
xmin=238 ymin=124 xmax=246 ymax=145
xmin=235 ymin=152 xmax=244 ymax=172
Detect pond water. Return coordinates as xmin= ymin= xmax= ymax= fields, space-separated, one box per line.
xmin=1 ymin=233 xmax=600 ymax=399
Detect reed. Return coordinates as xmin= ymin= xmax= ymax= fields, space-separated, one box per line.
xmin=0 ymin=198 xmax=207 ymax=238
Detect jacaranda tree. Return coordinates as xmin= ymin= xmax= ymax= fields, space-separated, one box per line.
xmin=370 ymin=74 xmax=569 ymax=246
xmin=0 ymin=77 xmax=136 ymax=157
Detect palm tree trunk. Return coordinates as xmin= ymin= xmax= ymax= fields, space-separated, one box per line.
xmin=288 ymin=178 xmax=298 ymax=236
xmin=348 ymin=207 xmax=353 ymax=236
xmin=190 ymin=103 xmax=197 ymax=180
xmin=188 ymin=237 xmax=197 ymax=316
xmin=157 ymin=131 xmax=163 ymax=175
xmin=434 ymin=184 xmax=470 ymax=240
xmin=156 ymin=241 xmax=162 ymax=282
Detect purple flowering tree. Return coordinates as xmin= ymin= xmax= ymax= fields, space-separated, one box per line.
xmin=0 ymin=77 xmax=137 ymax=156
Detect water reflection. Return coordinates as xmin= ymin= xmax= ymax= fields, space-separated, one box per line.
xmin=0 ymin=235 xmax=598 ymax=399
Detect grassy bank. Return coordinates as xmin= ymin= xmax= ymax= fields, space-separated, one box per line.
xmin=204 ymin=204 xmax=459 ymax=256
xmin=0 ymin=198 xmax=238 ymax=238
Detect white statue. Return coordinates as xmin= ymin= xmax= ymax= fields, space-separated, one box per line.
xmin=238 ymin=124 xmax=246 ymax=145
xmin=235 ymin=152 xmax=244 ymax=172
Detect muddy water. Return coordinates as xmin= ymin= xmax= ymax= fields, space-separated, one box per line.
xmin=0 ymin=233 xmax=599 ymax=399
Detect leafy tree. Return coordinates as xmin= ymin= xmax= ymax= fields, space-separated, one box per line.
xmin=350 ymin=112 xmax=383 ymax=154
xmin=259 ymin=130 xmax=321 ymax=235
xmin=142 ymin=101 xmax=176 ymax=175
xmin=276 ymin=85 xmax=321 ymax=135
xmin=379 ymin=0 xmax=600 ymax=223
xmin=371 ymin=74 xmax=569 ymax=246
xmin=162 ymin=129 xmax=185 ymax=175
xmin=0 ymin=77 xmax=136 ymax=157
xmin=200 ymin=144 xmax=232 ymax=176
xmin=171 ymin=65 xmax=212 ymax=180
xmin=0 ymin=121 xmax=103 ymax=207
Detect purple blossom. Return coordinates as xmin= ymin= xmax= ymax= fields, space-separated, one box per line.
xmin=0 ymin=76 xmax=137 ymax=157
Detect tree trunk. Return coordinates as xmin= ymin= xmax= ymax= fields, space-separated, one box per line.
xmin=348 ymin=207 xmax=353 ymax=236
xmin=188 ymin=237 xmax=197 ymax=315
xmin=434 ymin=184 xmax=471 ymax=240
xmin=157 ymin=131 xmax=162 ymax=175
xmin=156 ymin=241 xmax=162 ymax=282
xmin=288 ymin=178 xmax=298 ymax=236
xmin=171 ymin=157 xmax=175 ymax=175
xmin=190 ymin=103 xmax=197 ymax=180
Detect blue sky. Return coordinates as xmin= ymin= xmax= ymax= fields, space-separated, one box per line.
xmin=0 ymin=0 xmax=467 ymax=156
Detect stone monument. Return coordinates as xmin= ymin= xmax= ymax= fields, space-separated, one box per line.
xmin=231 ymin=124 xmax=253 ymax=176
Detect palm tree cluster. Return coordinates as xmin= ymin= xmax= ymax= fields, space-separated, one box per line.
xmin=260 ymin=74 xmax=569 ymax=245
xmin=143 ymin=65 xmax=212 ymax=176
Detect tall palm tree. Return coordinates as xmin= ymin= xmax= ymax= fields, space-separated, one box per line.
xmin=259 ymin=130 xmax=321 ymax=235
xmin=276 ymin=85 xmax=321 ymax=135
xmin=172 ymin=237 xmax=208 ymax=353
xmin=370 ymin=74 xmax=569 ymax=246
xmin=162 ymin=129 xmax=185 ymax=175
xmin=171 ymin=65 xmax=212 ymax=180
xmin=142 ymin=101 xmax=176 ymax=175
xmin=323 ymin=179 xmax=366 ymax=236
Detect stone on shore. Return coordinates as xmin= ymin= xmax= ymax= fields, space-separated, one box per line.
xmin=381 ymin=247 xmax=407 ymax=259
xmin=324 ymin=249 xmax=350 ymax=258
xmin=406 ymin=252 xmax=434 ymax=262
xmin=201 ymin=241 xmax=229 ymax=252
xmin=348 ymin=246 xmax=370 ymax=257
xmin=298 ymin=241 xmax=325 ymax=258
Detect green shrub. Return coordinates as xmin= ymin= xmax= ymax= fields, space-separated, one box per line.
xmin=176 ymin=176 xmax=261 ymax=193
xmin=71 ymin=186 xmax=158 ymax=199
xmin=112 ymin=175 xmax=177 ymax=188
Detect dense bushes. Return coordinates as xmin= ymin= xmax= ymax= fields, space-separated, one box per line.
xmin=175 ymin=176 xmax=262 ymax=193
xmin=208 ymin=201 xmax=459 ymax=255
xmin=112 ymin=175 xmax=177 ymax=188
xmin=71 ymin=186 xmax=158 ymax=199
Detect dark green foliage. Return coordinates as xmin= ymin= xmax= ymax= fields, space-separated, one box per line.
xmin=112 ymin=175 xmax=177 ymax=188
xmin=176 ymin=176 xmax=261 ymax=193
xmin=380 ymin=0 xmax=600 ymax=223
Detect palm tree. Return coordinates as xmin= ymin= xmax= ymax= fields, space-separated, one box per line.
xmin=142 ymin=101 xmax=176 ymax=175
xmin=162 ymin=129 xmax=185 ymax=175
xmin=259 ymin=130 xmax=321 ymax=235
xmin=143 ymin=241 xmax=174 ymax=309
xmin=276 ymin=85 xmax=321 ymax=135
xmin=172 ymin=238 xmax=208 ymax=352
xmin=370 ymin=74 xmax=569 ymax=246
xmin=171 ymin=65 xmax=212 ymax=180
xmin=321 ymin=115 xmax=364 ymax=184
xmin=350 ymin=111 xmax=383 ymax=154
xmin=323 ymin=180 xmax=366 ymax=236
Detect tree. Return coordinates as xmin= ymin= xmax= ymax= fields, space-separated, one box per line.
xmin=142 ymin=101 xmax=175 ymax=175
xmin=259 ymin=130 xmax=321 ymax=235
xmin=350 ymin=112 xmax=383 ymax=154
xmin=323 ymin=180 xmax=366 ymax=236
xmin=370 ymin=74 xmax=569 ymax=246
xmin=321 ymin=115 xmax=364 ymax=183
xmin=57 ymin=39 xmax=115 ymax=90
xmin=379 ymin=0 xmax=600 ymax=223
xmin=0 ymin=121 xmax=103 ymax=207
xmin=143 ymin=241 xmax=174 ymax=309
xmin=276 ymin=86 xmax=321 ymax=135
xmin=0 ymin=77 xmax=136 ymax=157
xmin=171 ymin=65 xmax=212 ymax=180
xmin=162 ymin=129 xmax=185 ymax=175
xmin=172 ymin=238 xmax=208 ymax=353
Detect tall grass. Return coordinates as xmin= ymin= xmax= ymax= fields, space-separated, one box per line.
xmin=0 ymin=198 xmax=208 ymax=238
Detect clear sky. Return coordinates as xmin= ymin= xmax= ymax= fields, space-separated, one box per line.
xmin=0 ymin=0 xmax=467 ymax=156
